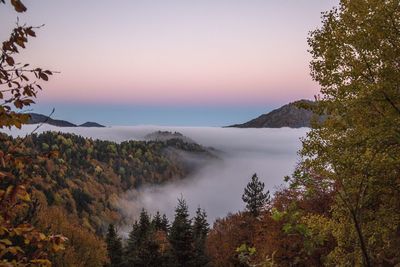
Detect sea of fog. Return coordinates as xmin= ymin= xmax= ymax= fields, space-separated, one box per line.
xmin=3 ymin=125 xmax=308 ymax=223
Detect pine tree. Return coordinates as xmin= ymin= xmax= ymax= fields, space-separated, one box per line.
xmin=192 ymin=207 xmax=210 ymax=267
xmin=125 ymin=221 xmax=139 ymax=264
xmin=105 ymin=224 xmax=123 ymax=267
xmin=125 ymin=209 xmax=151 ymax=253
xmin=161 ymin=213 xmax=170 ymax=232
xmin=137 ymin=208 xmax=151 ymax=242
xmin=169 ymin=198 xmax=195 ymax=267
xmin=125 ymin=209 xmax=162 ymax=267
xmin=242 ymin=173 xmax=270 ymax=217
xmin=152 ymin=211 xmax=163 ymax=230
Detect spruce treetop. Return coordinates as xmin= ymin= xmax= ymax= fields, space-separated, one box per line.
xmin=242 ymin=173 xmax=271 ymax=217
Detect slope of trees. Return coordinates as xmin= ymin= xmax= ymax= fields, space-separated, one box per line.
xmin=0 ymin=130 xmax=213 ymax=266
xmin=6 ymin=131 xmax=211 ymax=229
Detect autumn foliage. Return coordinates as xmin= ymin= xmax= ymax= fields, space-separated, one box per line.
xmin=0 ymin=1 xmax=67 ymax=265
xmin=209 ymin=0 xmax=400 ymax=266
xmin=1 ymin=0 xmax=399 ymax=266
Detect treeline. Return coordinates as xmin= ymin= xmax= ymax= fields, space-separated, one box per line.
xmin=106 ymin=199 xmax=209 ymax=267
xmin=105 ymin=173 xmax=273 ymax=267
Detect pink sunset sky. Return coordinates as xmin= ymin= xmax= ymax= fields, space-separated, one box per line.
xmin=1 ymin=0 xmax=337 ymax=107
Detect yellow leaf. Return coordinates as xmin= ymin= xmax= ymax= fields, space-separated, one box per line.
xmin=39 ymin=233 xmax=46 ymax=240
xmin=0 ymin=239 xmax=12 ymax=245
xmin=19 ymin=192 xmax=31 ymax=202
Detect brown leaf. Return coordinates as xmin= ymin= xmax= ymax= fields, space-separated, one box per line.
xmin=11 ymin=0 xmax=27 ymax=12
xmin=16 ymin=38 xmax=25 ymax=48
xmin=25 ymin=28 xmax=36 ymax=37
xmin=39 ymin=73 xmax=48 ymax=81
xmin=5 ymin=56 xmax=15 ymax=66
xmin=14 ymin=99 xmax=23 ymax=109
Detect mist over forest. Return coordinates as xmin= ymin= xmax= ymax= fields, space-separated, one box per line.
xmin=4 ymin=125 xmax=307 ymax=222
xmin=2 ymin=0 xmax=398 ymax=265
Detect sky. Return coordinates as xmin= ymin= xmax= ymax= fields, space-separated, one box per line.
xmin=0 ymin=0 xmax=337 ymax=126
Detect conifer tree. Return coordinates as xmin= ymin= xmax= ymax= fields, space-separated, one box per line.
xmin=126 ymin=209 xmax=150 ymax=254
xmin=125 ymin=209 xmax=162 ymax=266
xmin=242 ymin=173 xmax=270 ymax=217
xmin=137 ymin=208 xmax=151 ymax=242
xmin=105 ymin=224 xmax=123 ymax=267
xmin=161 ymin=213 xmax=170 ymax=232
xmin=152 ymin=211 xmax=163 ymax=230
xmin=169 ymin=198 xmax=195 ymax=267
xmin=125 ymin=221 xmax=139 ymax=263
xmin=192 ymin=207 xmax=210 ymax=267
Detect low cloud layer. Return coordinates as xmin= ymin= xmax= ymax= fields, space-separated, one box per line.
xmin=4 ymin=125 xmax=308 ymax=223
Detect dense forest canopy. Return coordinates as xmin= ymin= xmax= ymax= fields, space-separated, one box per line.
xmin=2 ymin=131 xmax=213 ymax=229
xmin=0 ymin=129 xmax=214 ymax=265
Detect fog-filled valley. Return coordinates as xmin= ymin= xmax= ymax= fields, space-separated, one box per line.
xmin=4 ymin=125 xmax=307 ymax=222
xmin=2 ymin=0 xmax=398 ymax=265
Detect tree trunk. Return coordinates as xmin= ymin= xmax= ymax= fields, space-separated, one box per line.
xmin=350 ymin=210 xmax=372 ymax=267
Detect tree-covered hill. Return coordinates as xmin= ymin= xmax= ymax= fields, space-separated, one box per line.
xmin=0 ymin=131 xmax=216 ymax=265
xmin=0 ymin=131 xmax=214 ymax=233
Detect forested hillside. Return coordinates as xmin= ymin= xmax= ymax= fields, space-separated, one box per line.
xmin=2 ymin=131 xmax=212 ymax=228
xmin=0 ymin=131 xmax=214 ymax=265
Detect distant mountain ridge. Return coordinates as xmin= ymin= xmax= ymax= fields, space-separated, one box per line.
xmin=79 ymin=121 xmax=106 ymax=127
xmin=27 ymin=113 xmax=105 ymax=127
xmin=229 ymin=100 xmax=323 ymax=128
